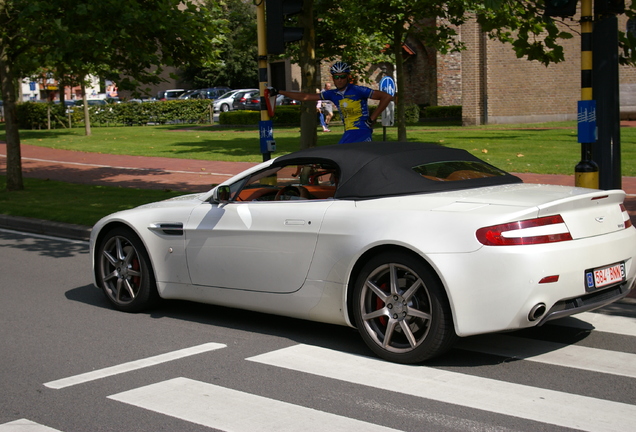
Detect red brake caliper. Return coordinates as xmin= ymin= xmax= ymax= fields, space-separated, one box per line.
xmin=132 ymin=258 xmax=140 ymax=286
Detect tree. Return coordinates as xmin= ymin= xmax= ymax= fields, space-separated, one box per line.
xmin=182 ymin=0 xmax=259 ymax=89
xmin=1 ymin=0 xmax=63 ymax=191
xmin=1 ymin=0 xmax=227 ymax=190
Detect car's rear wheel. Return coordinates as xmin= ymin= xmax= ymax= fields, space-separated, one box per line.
xmin=96 ymin=227 xmax=158 ymax=312
xmin=353 ymin=251 xmax=456 ymax=363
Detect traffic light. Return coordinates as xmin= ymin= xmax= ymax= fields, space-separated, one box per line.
xmin=594 ymin=0 xmax=625 ymax=15
xmin=544 ymin=0 xmax=578 ymax=18
xmin=266 ymin=0 xmax=304 ymax=55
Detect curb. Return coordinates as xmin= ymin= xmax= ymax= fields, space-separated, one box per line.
xmin=0 ymin=215 xmax=91 ymax=241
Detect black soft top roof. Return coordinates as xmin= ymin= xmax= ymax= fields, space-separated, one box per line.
xmin=274 ymin=142 xmax=522 ymax=199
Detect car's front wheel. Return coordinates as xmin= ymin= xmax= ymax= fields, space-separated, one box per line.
xmin=220 ymin=103 xmax=230 ymax=112
xmin=353 ymin=251 xmax=456 ymax=363
xmin=96 ymin=227 xmax=158 ymax=312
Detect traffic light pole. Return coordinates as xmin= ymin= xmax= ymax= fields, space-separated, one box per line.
xmin=592 ymin=12 xmax=622 ymax=190
xmin=575 ymin=0 xmax=600 ymax=189
xmin=257 ymin=0 xmax=275 ymax=162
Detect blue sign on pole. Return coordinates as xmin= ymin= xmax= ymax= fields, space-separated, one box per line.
xmin=577 ymin=100 xmax=597 ymax=144
xmin=379 ymin=76 xmax=396 ymax=96
xmin=259 ymin=120 xmax=276 ymax=154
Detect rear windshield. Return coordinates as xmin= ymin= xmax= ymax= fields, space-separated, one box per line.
xmin=413 ymin=160 xmax=507 ymax=182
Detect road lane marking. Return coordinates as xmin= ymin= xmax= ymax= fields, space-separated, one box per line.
xmin=456 ymin=334 xmax=636 ymax=378
xmin=108 ymin=377 xmax=402 ymax=432
xmin=44 ymin=342 xmax=225 ymax=389
xmin=0 ymin=228 xmax=88 ymax=244
xmin=552 ymin=311 xmax=636 ymax=337
xmin=0 ymin=419 xmax=63 ymax=431
xmin=248 ymin=344 xmax=635 ymax=432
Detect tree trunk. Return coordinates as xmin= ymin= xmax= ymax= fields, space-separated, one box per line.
xmin=82 ymin=81 xmax=92 ymax=136
xmin=0 ymin=45 xmax=24 ymax=191
xmin=393 ymin=24 xmax=407 ymax=142
xmin=298 ymin=0 xmax=317 ymax=149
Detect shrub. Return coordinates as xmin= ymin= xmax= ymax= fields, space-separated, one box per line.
xmin=421 ymin=105 xmax=462 ymax=119
xmin=404 ymin=103 xmax=421 ymax=124
xmin=16 ymin=99 xmax=215 ymax=129
xmin=219 ymin=106 xmax=302 ymax=126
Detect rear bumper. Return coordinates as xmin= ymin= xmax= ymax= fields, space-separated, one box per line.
xmin=538 ymin=279 xmax=634 ymax=325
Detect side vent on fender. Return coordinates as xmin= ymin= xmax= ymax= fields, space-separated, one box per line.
xmin=148 ymin=223 xmax=184 ymax=236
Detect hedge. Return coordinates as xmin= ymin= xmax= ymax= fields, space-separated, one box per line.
xmin=421 ymin=105 xmax=462 ymax=119
xmin=218 ymin=106 xmax=342 ymax=126
xmin=15 ymin=99 xmax=215 ymax=129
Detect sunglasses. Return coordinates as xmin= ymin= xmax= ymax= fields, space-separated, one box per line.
xmin=332 ymin=74 xmax=348 ymax=80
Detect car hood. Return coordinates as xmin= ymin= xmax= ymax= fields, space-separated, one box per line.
xmin=134 ymin=192 xmax=207 ymax=210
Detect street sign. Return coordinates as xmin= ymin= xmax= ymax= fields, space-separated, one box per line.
xmin=578 ymin=100 xmax=597 ymax=143
xmin=379 ymin=76 xmax=396 ymax=96
xmin=379 ymin=76 xmax=396 ymax=128
xmin=259 ymin=120 xmax=276 ymax=154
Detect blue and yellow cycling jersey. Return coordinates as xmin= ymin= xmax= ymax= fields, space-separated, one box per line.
xmin=321 ymin=84 xmax=374 ymax=144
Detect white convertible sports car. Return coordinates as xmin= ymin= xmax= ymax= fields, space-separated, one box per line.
xmin=90 ymin=142 xmax=636 ymax=364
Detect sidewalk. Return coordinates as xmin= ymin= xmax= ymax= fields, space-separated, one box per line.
xmin=1 ymin=143 xmax=634 ymax=302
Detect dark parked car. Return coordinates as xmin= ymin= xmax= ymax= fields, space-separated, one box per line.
xmin=243 ymin=90 xmax=262 ymax=110
xmin=276 ymin=95 xmax=300 ymax=106
xmin=233 ymin=89 xmax=261 ymax=110
xmin=157 ymin=89 xmax=186 ymax=101
xmin=179 ymin=87 xmax=232 ymax=100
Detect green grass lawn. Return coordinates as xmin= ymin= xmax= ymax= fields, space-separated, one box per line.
xmin=0 ymin=177 xmax=183 ymax=227
xmin=1 ymin=121 xmax=634 ymax=227
xmin=10 ymin=121 xmax=636 ymax=176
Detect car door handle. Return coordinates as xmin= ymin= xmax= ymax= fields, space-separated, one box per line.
xmin=285 ymin=219 xmax=306 ymax=226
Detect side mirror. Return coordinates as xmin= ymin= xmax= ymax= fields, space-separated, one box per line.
xmin=213 ymin=185 xmax=231 ymax=202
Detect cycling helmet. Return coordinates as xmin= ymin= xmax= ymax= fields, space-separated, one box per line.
xmin=330 ymin=61 xmax=351 ymax=75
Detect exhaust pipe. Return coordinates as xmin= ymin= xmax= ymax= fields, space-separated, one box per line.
xmin=528 ymin=303 xmax=546 ymax=322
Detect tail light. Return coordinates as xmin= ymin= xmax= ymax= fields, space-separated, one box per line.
xmin=477 ymin=215 xmax=572 ymax=246
xmin=620 ymin=204 xmax=633 ymax=228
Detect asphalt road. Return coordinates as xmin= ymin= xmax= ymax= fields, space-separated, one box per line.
xmin=1 ymin=228 xmax=635 ymax=432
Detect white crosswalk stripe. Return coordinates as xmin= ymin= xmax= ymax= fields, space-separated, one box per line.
xmin=44 ymin=342 xmax=226 ymax=389
xmin=0 ymin=419 xmax=63 ymax=432
xmin=247 ymin=343 xmax=635 ymax=432
xmin=551 ymin=311 xmax=636 ymax=336
xmin=27 ymin=310 xmax=635 ymax=432
xmin=456 ymin=333 xmax=636 ymax=378
xmin=109 ymin=377 xmax=403 ymax=432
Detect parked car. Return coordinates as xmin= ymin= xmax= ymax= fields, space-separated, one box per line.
xmin=177 ymin=90 xmax=197 ymax=100
xmin=242 ymin=90 xmax=261 ymax=111
xmin=75 ymin=99 xmax=108 ymax=106
xmin=213 ymin=90 xmax=241 ymax=112
xmin=53 ymin=100 xmax=76 ymax=107
xmin=201 ymin=87 xmax=232 ymax=100
xmin=90 ymin=142 xmax=636 ymax=364
xmin=276 ymin=95 xmax=299 ymax=106
xmin=128 ymin=96 xmax=156 ymax=103
xmin=179 ymin=87 xmax=232 ymax=100
xmin=232 ymin=89 xmax=260 ymax=110
xmin=157 ymin=89 xmax=186 ymax=101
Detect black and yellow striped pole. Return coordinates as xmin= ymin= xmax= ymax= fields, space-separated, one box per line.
xmin=575 ymin=0 xmax=599 ymax=188
xmin=256 ymin=0 xmax=275 ymax=162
